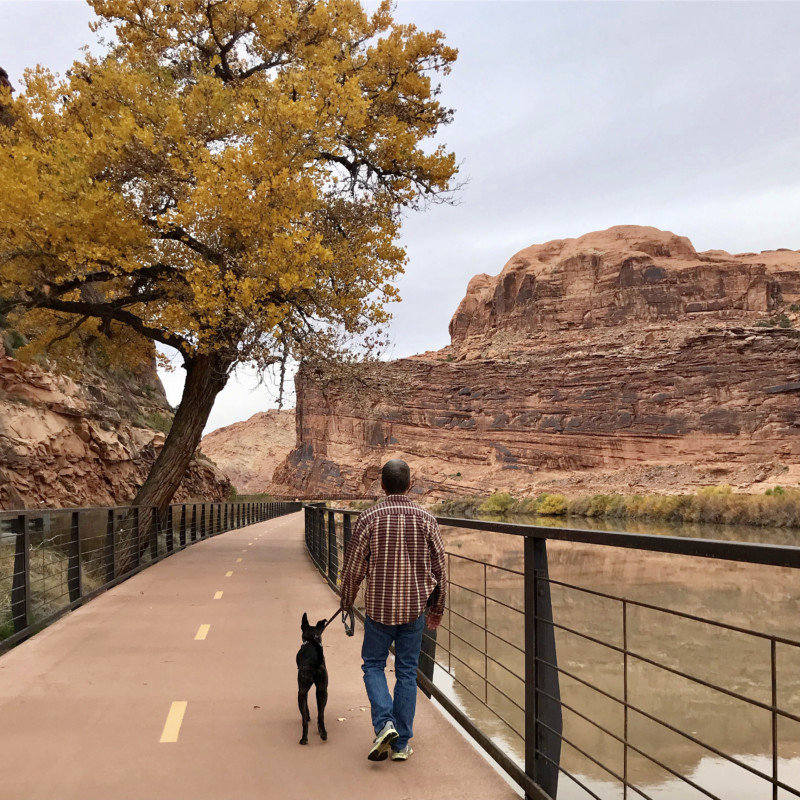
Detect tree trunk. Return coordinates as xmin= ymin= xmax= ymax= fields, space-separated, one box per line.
xmin=121 ymin=351 xmax=232 ymax=570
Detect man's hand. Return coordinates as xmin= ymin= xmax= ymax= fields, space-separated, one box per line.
xmin=425 ymin=612 xmax=442 ymax=630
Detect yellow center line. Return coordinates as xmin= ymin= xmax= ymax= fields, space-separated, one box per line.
xmin=225 ymin=570 xmax=233 ymax=577
xmin=248 ymin=543 xmax=253 ymax=546
xmin=160 ymin=701 xmax=187 ymax=743
xmin=236 ymin=558 xmax=242 ymax=563
xmin=195 ymin=624 xmax=211 ymax=641
xmin=213 ymin=591 xmax=223 ymax=600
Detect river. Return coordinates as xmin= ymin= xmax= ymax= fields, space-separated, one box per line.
xmin=437 ymin=514 xmax=800 ymax=799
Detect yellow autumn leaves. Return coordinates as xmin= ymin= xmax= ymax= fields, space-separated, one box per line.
xmin=0 ymin=0 xmax=458 ymax=371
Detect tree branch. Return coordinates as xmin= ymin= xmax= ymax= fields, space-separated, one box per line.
xmin=27 ymin=295 xmax=189 ymax=355
xmin=159 ymin=227 xmax=224 ymax=266
xmin=44 ymin=262 xmax=189 ymax=298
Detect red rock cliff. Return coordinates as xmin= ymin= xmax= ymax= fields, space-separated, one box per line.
xmin=273 ymin=227 xmax=800 ymax=499
xmin=0 ymin=344 xmax=230 ymax=510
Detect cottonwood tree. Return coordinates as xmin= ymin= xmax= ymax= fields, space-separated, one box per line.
xmin=0 ymin=0 xmax=458 ymax=521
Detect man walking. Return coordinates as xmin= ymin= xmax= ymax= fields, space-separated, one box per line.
xmin=340 ymin=459 xmax=447 ymax=762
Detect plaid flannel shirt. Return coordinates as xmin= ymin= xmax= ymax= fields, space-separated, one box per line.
xmin=340 ymin=495 xmax=446 ymax=626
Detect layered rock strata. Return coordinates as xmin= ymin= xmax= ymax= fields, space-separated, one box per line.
xmin=273 ymin=227 xmax=800 ymax=500
xmin=200 ymin=409 xmax=295 ymax=494
xmin=0 ymin=347 xmax=230 ymax=510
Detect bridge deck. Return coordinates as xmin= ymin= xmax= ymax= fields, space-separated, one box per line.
xmin=0 ymin=512 xmax=516 ymax=800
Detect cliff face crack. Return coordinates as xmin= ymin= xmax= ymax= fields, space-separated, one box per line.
xmin=765 ymin=382 xmax=800 ymax=395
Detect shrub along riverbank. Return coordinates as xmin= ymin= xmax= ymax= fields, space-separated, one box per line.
xmin=433 ymin=485 xmax=800 ymax=528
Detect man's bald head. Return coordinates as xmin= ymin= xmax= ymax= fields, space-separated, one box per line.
xmin=381 ymin=459 xmax=411 ymax=495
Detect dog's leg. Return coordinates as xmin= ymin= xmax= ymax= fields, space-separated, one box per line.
xmin=316 ymin=678 xmax=328 ymax=742
xmin=298 ymin=687 xmax=310 ymax=745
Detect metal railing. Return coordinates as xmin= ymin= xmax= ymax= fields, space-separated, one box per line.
xmin=303 ymin=504 xmax=800 ymax=800
xmin=0 ymin=500 xmax=301 ymax=653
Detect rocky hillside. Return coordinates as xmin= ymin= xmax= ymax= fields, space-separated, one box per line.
xmin=200 ymin=409 xmax=295 ymax=494
xmin=273 ymin=226 xmax=800 ymax=500
xmin=0 ymin=340 xmax=230 ymax=510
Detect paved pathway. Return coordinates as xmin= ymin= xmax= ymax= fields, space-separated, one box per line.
xmin=0 ymin=512 xmax=517 ymax=800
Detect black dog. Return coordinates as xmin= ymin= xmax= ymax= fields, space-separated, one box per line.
xmin=297 ymin=612 xmax=328 ymax=745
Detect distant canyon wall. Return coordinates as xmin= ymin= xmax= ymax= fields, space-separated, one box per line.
xmin=200 ymin=409 xmax=295 ymax=495
xmin=273 ymin=226 xmax=800 ymax=500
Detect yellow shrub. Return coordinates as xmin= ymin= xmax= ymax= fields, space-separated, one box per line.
xmin=536 ymin=494 xmax=568 ymax=516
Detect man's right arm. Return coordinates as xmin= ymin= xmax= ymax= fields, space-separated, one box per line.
xmin=339 ymin=515 xmax=370 ymax=613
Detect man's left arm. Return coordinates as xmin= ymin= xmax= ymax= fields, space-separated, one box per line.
xmin=425 ymin=518 xmax=447 ymax=630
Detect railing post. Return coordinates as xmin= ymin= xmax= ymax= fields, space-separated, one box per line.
xmin=419 ymin=627 xmax=437 ymax=698
xmin=130 ymin=506 xmax=140 ymax=572
xmin=343 ymin=512 xmax=352 ymax=556
xmin=315 ymin=508 xmax=324 ymax=570
xmin=327 ymin=511 xmax=338 ymax=587
xmin=190 ymin=504 xmax=197 ymax=541
xmin=310 ymin=507 xmax=318 ymax=565
xmin=524 ymin=536 xmax=562 ymax=800
xmin=217 ymin=504 xmax=222 ymax=535
xmin=67 ymin=511 xmax=82 ymax=603
xmin=179 ymin=505 xmax=187 ymax=547
xmin=149 ymin=508 xmax=159 ymax=560
xmin=166 ymin=506 xmax=174 ymax=553
xmin=200 ymin=504 xmax=206 ymax=539
xmin=105 ymin=510 xmax=115 ymax=583
xmin=10 ymin=514 xmax=29 ymax=633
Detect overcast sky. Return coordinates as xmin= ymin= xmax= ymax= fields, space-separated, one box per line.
xmin=4 ymin=1 xmax=800 ymax=432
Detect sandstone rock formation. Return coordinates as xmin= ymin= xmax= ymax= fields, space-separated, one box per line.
xmin=0 ymin=344 xmax=230 ymax=510
xmin=200 ymin=409 xmax=295 ymax=494
xmin=273 ymin=226 xmax=800 ymax=500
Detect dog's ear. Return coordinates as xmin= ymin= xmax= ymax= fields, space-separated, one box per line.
xmin=301 ymin=612 xmax=309 ymax=630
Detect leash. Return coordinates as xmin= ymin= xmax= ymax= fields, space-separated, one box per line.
xmin=322 ymin=606 xmax=355 ymax=636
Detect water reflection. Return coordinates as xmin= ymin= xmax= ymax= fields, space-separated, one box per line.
xmin=439 ymin=519 xmax=800 ymax=799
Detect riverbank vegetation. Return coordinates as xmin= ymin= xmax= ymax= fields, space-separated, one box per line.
xmin=434 ymin=485 xmax=800 ymax=528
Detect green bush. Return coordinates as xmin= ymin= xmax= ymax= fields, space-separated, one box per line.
xmin=536 ymin=493 xmax=568 ymax=516
xmin=142 ymin=411 xmax=173 ymax=434
xmin=584 ymin=494 xmax=613 ymax=517
xmin=432 ymin=496 xmax=484 ymax=517
xmin=480 ymin=492 xmax=516 ymax=514
xmin=2 ymin=329 xmax=25 ymax=355
xmin=755 ymin=313 xmax=793 ymax=329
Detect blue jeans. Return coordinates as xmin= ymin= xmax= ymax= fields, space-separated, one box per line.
xmin=361 ymin=613 xmax=425 ymax=749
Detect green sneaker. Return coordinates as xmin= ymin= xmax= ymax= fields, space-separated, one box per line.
xmin=367 ymin=721 xmax=399 ymax=761
xmin=391 ymin=745 xmax=413 ymax=761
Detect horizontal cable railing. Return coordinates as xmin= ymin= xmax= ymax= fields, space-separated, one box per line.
xmin=303 ymin=504 xmax=800 ymax=800
xmin=0 ymin=500 xmax=301 ymax=653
